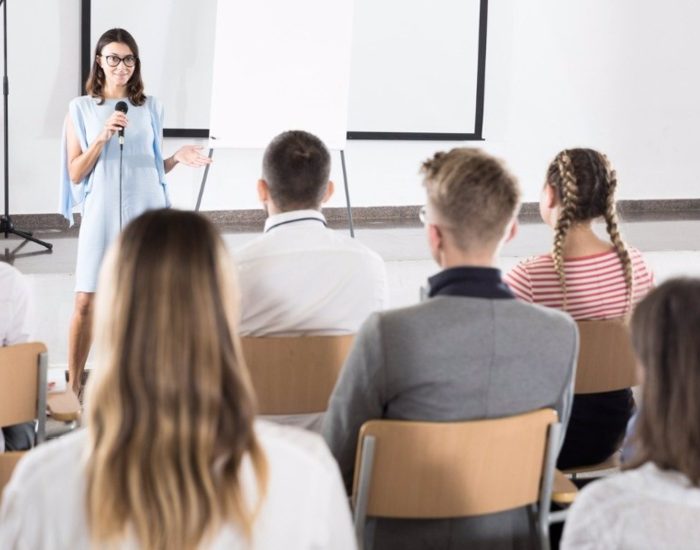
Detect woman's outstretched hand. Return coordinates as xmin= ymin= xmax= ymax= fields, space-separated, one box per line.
xmin=173 ymin=145 xmax=212 ymax=167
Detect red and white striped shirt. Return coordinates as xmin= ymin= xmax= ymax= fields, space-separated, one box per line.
xmin=504 ymin=248 xmax=655 ymax=320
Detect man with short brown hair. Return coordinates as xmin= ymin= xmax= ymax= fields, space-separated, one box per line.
xmin=323 ymin=148 xmax=578 ymax=550
xmin=236 ymin=130 xmax=387 ymax=337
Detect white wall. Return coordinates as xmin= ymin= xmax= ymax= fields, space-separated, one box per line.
xmin=2 ymin=0 xmax=699 ymax=217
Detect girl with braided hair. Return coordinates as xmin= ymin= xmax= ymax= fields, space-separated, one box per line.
xmin=505 ymin=148 xmax=654 ymax=469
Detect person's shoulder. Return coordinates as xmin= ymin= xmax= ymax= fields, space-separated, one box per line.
xmin=0 ymin=262 xmax=27 ymax=292
xmin=514 ymin=253 xmax=554 ymax=272
xmin=323 ymin=227 xmax=383 ymax=261
xmin=144 ymin=95 xmax=163 ymax=112
xmin=505 ymin=297 xmax=574 ymax=324
xmin=7 ymin=430 xmax=88 ymax=494
xmin=254 ymin=420 xmax=337 ymax=473
xmin=68 ymin=95 xmax=96 ymax=110
xmin=0 ymin=260 xmax=22 ymax=278
xmin=568 ymin=466 xmax=650 ymax=523
xmin=627 ymin=246 xmax=653 ymax=271
xmin=233 ymin=233 xmax=272 ymax=264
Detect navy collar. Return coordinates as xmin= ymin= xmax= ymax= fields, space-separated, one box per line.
xmin=428 ymin=266 xmax=515 ymax=299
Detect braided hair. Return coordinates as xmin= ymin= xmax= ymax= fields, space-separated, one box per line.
xmin=547 ymin=148 xmax=633 ymax=310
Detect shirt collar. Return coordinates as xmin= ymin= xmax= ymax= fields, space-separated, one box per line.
xmin=264 ymin=209 xmax=328 ymax=233
xmin=428 ymin=266 xmax=515 ymax=299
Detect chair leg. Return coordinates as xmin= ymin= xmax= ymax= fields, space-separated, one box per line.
xmin=353 ymin=435 xmax=376 ymax=550
xmin=35 ymin=352 xmax=48 ymax=445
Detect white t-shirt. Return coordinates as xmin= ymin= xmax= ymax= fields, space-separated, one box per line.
xmin=0 ymin=421 xmax=357 ymax=550
xmin=235 ymin=210 xmax=388 ymax=336
xmin=562 ymin=462 xmax=700 ymax=549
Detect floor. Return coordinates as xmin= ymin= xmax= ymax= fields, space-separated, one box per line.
xmin=2 ymin=214 xmax=699 ymax=371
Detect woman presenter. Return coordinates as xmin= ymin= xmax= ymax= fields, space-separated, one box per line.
xmin=60 ymin=28 xmax=211 ymax=396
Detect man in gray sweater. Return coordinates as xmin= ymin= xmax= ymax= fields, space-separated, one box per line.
xmin=322 ymin=148 xmax=578 ymax=550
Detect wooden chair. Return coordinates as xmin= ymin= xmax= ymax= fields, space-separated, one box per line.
xmin=563 ymin=319 xmax=639 ymax=477
xmin=574 ymin=320 xmax=639 ymax=394
xmin=240 ymin=335 xmax=354 ymax=415
xmin=0 ymin=451 xmax=26 ymax=500
xmin=0 ymin=342 xmax=48 ymax=446
xmin=352 ymin=409 xmax=561 ymax=550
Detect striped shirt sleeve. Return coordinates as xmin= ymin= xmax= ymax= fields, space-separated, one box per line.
xmin=504 ymin=261 xmax=534 ymax=302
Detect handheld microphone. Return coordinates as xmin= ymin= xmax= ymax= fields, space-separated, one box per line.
xmin=115 ymin=101 xmax=128 ymax=148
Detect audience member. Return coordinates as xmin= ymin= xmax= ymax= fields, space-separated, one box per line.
xmin=235 ymin=130 xmax=387 ymax=336
xmin=505 ymin=148 xmax=654 ymax=469
xmin=0 ymin=209 xmax=355 ymax=550
xmin=323 ymin=148 xmax=579 ymax=550
xmin=0 ymin=262 xmax=34 ymax=453
xmin=562 ymin=278 xmax=700 ymax=548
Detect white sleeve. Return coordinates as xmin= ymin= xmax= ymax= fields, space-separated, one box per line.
xmin=4 ymin=270 xmax=31 ymax=346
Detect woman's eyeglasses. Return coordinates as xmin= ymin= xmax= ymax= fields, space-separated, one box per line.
xmin=100 ymin=54 xmax=137 ymax=68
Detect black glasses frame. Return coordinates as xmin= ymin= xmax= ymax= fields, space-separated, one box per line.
xmin=99 ymin=54 xmax=138 ymax=68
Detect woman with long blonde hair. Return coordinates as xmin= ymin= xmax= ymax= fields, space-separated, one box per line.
xmin=0 ymin=209 xmax=355 ymax=550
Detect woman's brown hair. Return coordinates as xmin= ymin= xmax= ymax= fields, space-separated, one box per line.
xmin=546 ymin=148 xmax=633 ymax=309
xmin=626 ymin=278 xmax=700 ymax=485
xmin=85 ymin=28 xmax=146 ymax=106
xmin=86 ymin=209 xmax=267 ymax=550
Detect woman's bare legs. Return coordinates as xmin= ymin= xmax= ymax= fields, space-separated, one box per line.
xmin=68 ymin=292 xmax=94 ymax=396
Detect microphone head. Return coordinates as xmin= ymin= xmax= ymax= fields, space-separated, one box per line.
xmin=115 ymin=101 xmax=129 ymax=114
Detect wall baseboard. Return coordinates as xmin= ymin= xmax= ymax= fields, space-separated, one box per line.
xmin=6 ymin=199 xmax=699 ymax=233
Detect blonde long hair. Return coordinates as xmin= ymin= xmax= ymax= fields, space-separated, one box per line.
xmin=547 ymin=148 xmax=633 ymax=310
xmin=86 ymin=209 xmax=267 ymax=550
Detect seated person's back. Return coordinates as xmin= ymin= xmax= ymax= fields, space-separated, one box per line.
xmin=0 ymin=262 xmax=33 ymax=453
xmin=236 ymin=130 xmax=387 ymax=336
xmin=505 ymin=148 xmax=654 ymax=469
xmin=562 ymin=278 xmax=700 ymax=549
xmin=323 ymin=149 xmax=579 ymax=550
xmin=0 ymin=210 xmax=355 ymax=550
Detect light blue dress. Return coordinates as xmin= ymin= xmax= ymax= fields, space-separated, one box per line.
xmin=60 ymin=96 xmax=171 ymax=292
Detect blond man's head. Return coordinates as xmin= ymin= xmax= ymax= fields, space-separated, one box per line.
xmin=421 ymin=148 xmax=520 ymax=253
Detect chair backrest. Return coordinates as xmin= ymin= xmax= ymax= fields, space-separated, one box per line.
xmin=575 ymin=320 xmax=639 ymax=394
xmin=352 ymin=408 xmax=558 ymax=519
xmin=0 ymin=342 xmax=48 ymax=444
xmin=0 ymin=451 xmax=26 ymax=500
xmin=240 ymin=334 xmax=354 ymax=414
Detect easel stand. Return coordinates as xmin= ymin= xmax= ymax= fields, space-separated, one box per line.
xmin=195 ymin=146 xmax=355 ymax=238
xmin=0 ymin=0 xmax=52 ymax=253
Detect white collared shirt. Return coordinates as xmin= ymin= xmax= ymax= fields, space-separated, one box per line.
xmin=235 ymin=210 xmax=388 ymax=336
xmin=0 ymin=262 xmax=31 ymax=452
xmin=0 ymin=262 xmax=30 ymax=347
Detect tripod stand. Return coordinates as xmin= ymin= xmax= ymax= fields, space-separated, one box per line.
xmin=0 ymin=0 xmax=52 ymax=252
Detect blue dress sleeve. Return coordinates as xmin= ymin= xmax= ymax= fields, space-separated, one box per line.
xmin=59 ymin=99 xmax=89 ymax=226
xmin=148 ymin=96 xmax=171 ymax=207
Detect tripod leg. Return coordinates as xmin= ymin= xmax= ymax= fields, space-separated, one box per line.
xmin=340 ymin=150 xmax=355 ymax=238
xmin=10 ymin=228 xmax=53 ymax=251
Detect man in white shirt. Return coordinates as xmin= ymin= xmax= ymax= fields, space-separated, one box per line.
xmin=236 ymin=130 xmax=388 ymax=336
xmin=0 ymin=262 xmax=34 ymax=452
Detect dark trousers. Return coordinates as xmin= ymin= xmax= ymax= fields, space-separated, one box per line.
xmin=556 ymin=389 xmax=634 ymax=470
xmin=2 ymin=422 xmax=35 ymax=451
